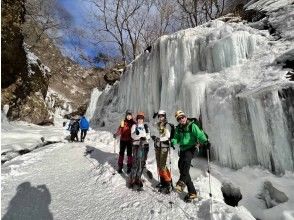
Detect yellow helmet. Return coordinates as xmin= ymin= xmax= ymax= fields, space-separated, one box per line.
xmin=175 ymin=110 xmax=185 ymax=120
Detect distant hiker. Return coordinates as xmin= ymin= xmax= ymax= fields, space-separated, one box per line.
xmin=79 ymin=115 xmax=89 ymax=142
xmin=129 ymin=112 xmax=150 ymax=188
xmin=113 ymin=110 xmax=136 ymax=174
xmin=69 ymin=118 xmax=80 ymax=142
xmin=171 ymin=110 xmax=208 ymax=202
xmin=151 ymin=110 xmax=173 ymax=194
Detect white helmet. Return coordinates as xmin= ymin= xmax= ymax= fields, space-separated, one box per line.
xmin=158 ymin=110 xmax=166 ymax=117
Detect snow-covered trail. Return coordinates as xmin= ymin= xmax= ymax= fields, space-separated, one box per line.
xmin=1 ymin=127 xmax=253 ymax=220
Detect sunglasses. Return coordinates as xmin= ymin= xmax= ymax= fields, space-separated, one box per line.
xmin=177 ymin=116 xmax=185 ymax=122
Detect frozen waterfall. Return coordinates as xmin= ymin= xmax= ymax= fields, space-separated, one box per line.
xmin=90 ymin=17 xmax=294 ymax=172
xmin=85 ymin=88 xmax=102 ymax=121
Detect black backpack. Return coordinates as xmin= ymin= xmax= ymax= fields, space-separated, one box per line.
xmin=143 ymin=124 xmax=149 ymax=133
xmin=167 ymin=123 xmax=175 ymax=140
xmin=71 ymin=121 xmax=80 ymax=133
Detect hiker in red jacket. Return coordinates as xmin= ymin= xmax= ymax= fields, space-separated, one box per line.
xmin=113 ymin=110 xmax=136 ymax=173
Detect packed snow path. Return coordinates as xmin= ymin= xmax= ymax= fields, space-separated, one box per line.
xmin=2 ymin=127 xmax=256 ymax=220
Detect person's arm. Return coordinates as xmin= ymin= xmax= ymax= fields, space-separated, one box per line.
xmin=171 ymin=127 xmax=179 ymax=145
xmin=131 ymin=124 xmax=139 ymax=140
xmin=145 ymin=124 xmax=151 ymax=140
xmin=191 ymin=123 xmax=207 ymax=144
xmin=113 ymin=121 xmax=123 ymax=138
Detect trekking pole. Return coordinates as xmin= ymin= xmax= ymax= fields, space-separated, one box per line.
xmin=113 ymin=137 xmax=116 ymax=154
xmin=112 ymin=137 xmax=118 ymax=175
xmin=207 ymin=148 xmax=212 ymax=219
xmin=168 ymin=145 xmax=174 ymax=208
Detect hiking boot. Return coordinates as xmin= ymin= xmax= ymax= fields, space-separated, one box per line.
xmin=175 ymin=180 xmax=186 ymax=192
xmin=184 ymin=192 xmax=197 ymax=203
xmin=117 ymin=167 xmax=123 ymax=174
xmin=159 ymin=185 xmax=172 ymax=194
xmin=135 ymin=179 xmax=143 ymax=188
xmin=156 ymin=182 xmax=163 ymax=188
xmin=127 ymin=167 xmax=132 ymax=174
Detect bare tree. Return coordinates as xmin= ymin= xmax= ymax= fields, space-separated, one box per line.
xmin=87 ymin=0 xmax=155 ymax=62
xmin=24 ymin=0 xmax=73 ymax=47
xmin=176 ymin=0 xmax=225 ymax=28
xmin=140 ymin=0 xmax=178 ymax=46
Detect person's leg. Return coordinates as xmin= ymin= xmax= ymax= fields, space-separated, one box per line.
xmin=159 ymin=148 xmax=171 ymax=186
xmin=126 ymin=141 xmax=133 ymax=172
xmin=175 ymin=150 xmax=186 ymax=192
xmin=83 ymin=130 xmax=88 ymax=141
xmin=181 ymin=148 xmax=196 ymax=194
xmin=143 ymin=144 xmax=149 ymax=168
xmin=129 ymin=145 xmax=139 ymax=186
xmin=80 ymin=130 xmax=84 ymax=141
xmin=70 ymin=133 xmax=74 ymax=142
xmin=118 ymin=141 xmax=127 ymax=172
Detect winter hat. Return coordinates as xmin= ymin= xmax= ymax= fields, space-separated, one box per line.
xmin=175 ymin=110 xmax=185 ymax=120
xmin=125 ymin=109 xmax=133 ymax=116
xmin=158 ymin=110 xmax=166 ymax=118
xmin=136 ymin=111 xmax=145 ymax=120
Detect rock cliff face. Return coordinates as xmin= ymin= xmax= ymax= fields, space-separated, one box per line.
xmin=1 ymin=0 xmax=108 ymax=124
xmin=1 ymin=0 xmax=52 ymax=125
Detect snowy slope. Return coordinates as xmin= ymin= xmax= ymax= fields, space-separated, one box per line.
xmin=1 ymin=122 xmax=294 ymax=220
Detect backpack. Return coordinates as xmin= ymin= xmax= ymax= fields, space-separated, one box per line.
xmin=178 ymin=117 xmax=209 ymax=139
xmin=143 ymin=124 xmax=149 ymax=133
xmin=71 ymin=121 xmax=80 ymax=133
xmin=167 ymin=123 xmax=175 ymax=140
xmin=156 ymin=122 xmax=175 ymax=140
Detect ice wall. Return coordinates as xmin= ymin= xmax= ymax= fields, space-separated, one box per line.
xmin=85 ymin=88 xmax=102 ymax=121
xmin=90 ymin=17 xmax=294 ymax=172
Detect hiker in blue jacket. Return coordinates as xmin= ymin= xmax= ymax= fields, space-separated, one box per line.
xmin=79 ymin=115 xmax=89 ymax=142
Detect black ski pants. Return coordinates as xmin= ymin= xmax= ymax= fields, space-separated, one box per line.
xmin=80 ymin=129 xmax=88 ymax=141
xmin=178 ymin=147 xmax=196 ymax=194
xmin=119 ymin=140 xmax=133 ymax=157
xmin=70 ymin=132 xmax=79 ymax=142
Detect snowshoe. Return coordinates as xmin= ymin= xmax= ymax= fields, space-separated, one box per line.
xmin=158 ymin=182 xmax=172 ymax=194
xmin=175 ymin=181 xmax=186 ymax=193
xmin=184 ymin=193 xmax=197 ymax=203
xmin=155 ymin=182 xmax=163 ymax=188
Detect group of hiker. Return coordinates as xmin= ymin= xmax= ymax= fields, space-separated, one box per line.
xmin=113 ymin=109 xmax=209 ymax=202
xmin=67 ymin=115 xmax=90 ymax=142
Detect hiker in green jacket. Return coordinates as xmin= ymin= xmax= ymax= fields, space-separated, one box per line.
xmin=171 ymin=110 xmax=208 ymax=202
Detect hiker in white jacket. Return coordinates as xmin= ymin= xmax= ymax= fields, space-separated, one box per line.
xmin=128 ymin=112 xmax=150 ymax=188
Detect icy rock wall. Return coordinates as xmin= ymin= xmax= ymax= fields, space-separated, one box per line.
xmin=91 ymin=19 xmax=294 ymax=173
xmin=85 ymin=88 xmax=102 ymax=121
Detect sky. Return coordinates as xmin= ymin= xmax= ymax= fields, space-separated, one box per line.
xmin=56 ymin=0 xmax=116 ymax=67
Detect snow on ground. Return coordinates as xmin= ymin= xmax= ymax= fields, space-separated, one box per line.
xmin=1 ymin=122 xmax=293 ymax=220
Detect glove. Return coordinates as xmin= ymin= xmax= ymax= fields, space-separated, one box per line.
xmin=151 ymin=135 xmax=156 ymax=141
xmin=140 ymin=137 xmax=146 ymax=141
xmin=135 ymin=128 xmax=140 ymax=135
xmin=152 ymin=112 xmax=158 ymax=119
xmin=113 ymin=133 xmax=117 ymax=139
